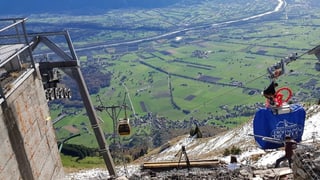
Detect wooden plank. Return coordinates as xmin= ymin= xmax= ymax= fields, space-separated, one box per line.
xmin=143 ymin=159 xmax=219 ymax=164
xmin=142 ymin=159 xmax=220 ymax=169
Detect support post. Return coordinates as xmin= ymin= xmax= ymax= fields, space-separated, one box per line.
xmin=31 ymin=30 xmax=117 ymax=177
xmin=71 ymin=67 xmax=117 ymax=177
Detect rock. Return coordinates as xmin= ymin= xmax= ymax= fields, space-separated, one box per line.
xmin=292 ymin=144 xmax=320 ymax=179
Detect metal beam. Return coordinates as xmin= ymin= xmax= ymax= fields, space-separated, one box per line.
xmin=70 ymin=66 xmax=117 ymax=176
xmin=308 ymin=44 xmax=320 ymax=61
xmin=31 ymin=33 xmax=117 ymax=177
xmin=38 ymin=36 xmax=73 ymax=61
xmin=38 ymin=61 xmax=78 ymax=69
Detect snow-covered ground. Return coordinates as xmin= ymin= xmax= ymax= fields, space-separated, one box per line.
xmin=65 ymin=106 xmax=320 ymax=179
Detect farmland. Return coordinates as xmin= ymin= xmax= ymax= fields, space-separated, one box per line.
xmin=21 ymin=0 xmax=320 ymax=151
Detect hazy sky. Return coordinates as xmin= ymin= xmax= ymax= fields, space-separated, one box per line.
xmin=0 ymin=0 xmax=182 ymax=16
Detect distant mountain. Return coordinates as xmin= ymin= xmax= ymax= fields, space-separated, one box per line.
xmin=0 ymin=0 xmax=187 ymax=15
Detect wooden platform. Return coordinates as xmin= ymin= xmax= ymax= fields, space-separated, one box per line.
xmin=142 ymin=159 xmax=220 ymax=170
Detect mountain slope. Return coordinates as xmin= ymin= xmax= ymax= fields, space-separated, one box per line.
xmin=65 ymin=105 xmax=320 ymax=178
xmin=139 ymin=105 xmax=320 ymax=166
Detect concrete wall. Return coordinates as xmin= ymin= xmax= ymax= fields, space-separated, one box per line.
xmin=0 ymin=69 xmax=64 ymax=179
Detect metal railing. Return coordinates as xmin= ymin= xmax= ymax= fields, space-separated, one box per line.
xmin=0 ymin=18 xmax=36 ymax=100
xmin=0 ymin=18 xmax=28 ymax=44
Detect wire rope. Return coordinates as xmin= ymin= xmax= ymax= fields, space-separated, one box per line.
xmin=181 ymin=46 xmax=319 ymax=120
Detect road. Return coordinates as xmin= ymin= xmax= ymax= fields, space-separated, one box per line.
xmin=74 ymin=0 xmax=286 ymax=52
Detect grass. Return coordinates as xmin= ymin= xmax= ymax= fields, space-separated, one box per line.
xmin=60 ymin=154 xmax=105 ymax=169
xmin=41 ymin=0 xmax=320 ymax=150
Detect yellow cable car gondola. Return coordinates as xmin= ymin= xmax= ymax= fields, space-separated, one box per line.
xmin=118 ymin=105 xmax=131 ymax=136
xmin=118 ymin=118 xmax=131 ymax=136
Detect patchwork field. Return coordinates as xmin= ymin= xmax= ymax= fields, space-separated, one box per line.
xmin=24 ymin=0 xmax=320 ymax=148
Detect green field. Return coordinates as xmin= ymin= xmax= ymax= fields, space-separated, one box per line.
xmin=39 ymin=0 xmax=320 ymax=151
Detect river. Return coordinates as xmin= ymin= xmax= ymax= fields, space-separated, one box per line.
xmin=75 ymin=0 xmax=286 ymax=52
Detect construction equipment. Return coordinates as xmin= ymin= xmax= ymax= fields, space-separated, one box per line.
xmin=264 ymin=45 xmax=320 ymax=114
xmin=267 ymin=44 xmax=320 ymax=79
